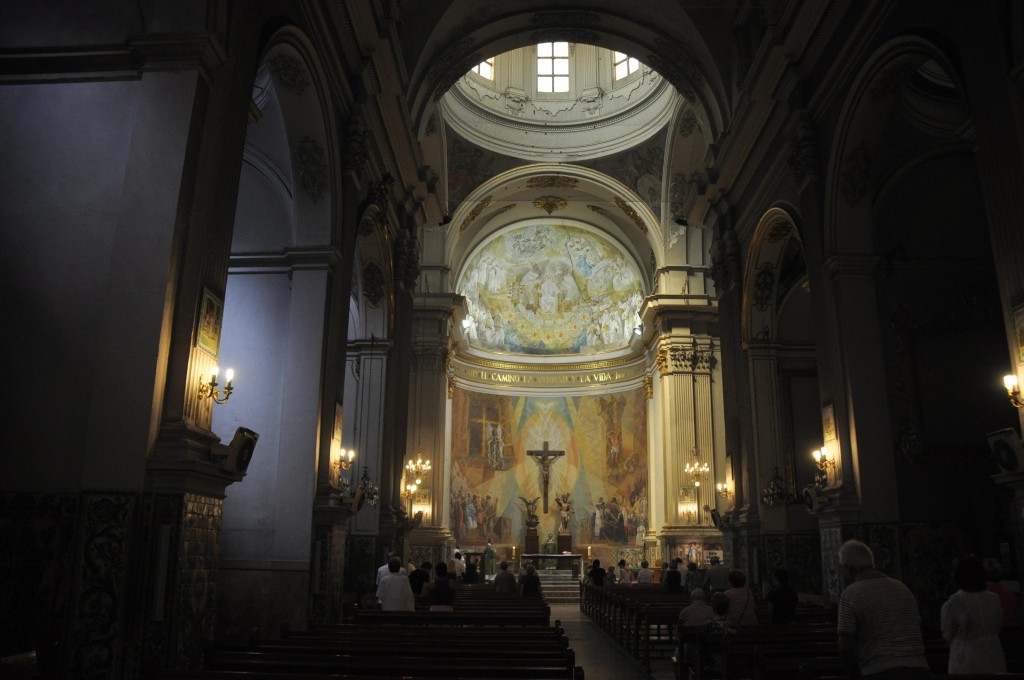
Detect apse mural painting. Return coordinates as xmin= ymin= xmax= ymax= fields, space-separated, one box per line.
xmin=457 ymin=223 xmax=644 ymax=355
xmin=449 ymin=385 xmax=648 ymax=548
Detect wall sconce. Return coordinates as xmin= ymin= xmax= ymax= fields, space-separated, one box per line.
xmin=356 ymin=465 xmax=379 ymax=507
xmin=198 ymin=366 xmax=234 ymax=404
xmin=716 ymin=482 xmax=732 ymax=499
xmin=405 ymin=454 xmax=432 ymax=484
xmin=332 ymin=448 xmax=355 ymax=492
xmin=337 ymin=448 xmax=355 ymax=471
xmin=401 ymin=481 xmax=419 ymax=513
xmin=1004 ymin=374 xmax=1024 ymax=408
xmin=812 ymin=447 xmax=835 ymax=488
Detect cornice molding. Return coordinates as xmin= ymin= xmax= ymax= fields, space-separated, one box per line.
xmin=0 ymin=33 xmax=225 ymax=84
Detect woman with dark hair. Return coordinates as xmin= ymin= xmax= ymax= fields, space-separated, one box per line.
xmin=941 ymin=554 xmax=1005 ymax=674
xmin=724 ymin=569 xmax=759 ymax=627
xmin=429 ymin=562 xmax=457 ymax=612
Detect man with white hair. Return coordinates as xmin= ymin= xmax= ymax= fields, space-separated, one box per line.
xmin=837 ymin=540 xmax=930 ymax=679
xmin=675 ymin=588 xmax=716 ymax=669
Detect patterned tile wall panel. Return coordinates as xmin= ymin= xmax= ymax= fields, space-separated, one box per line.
xmin=68 ymin=492 xmax=136 ymax=678
xmin=176 ymin=494 xmax=222 ymax=667
xmin=785 ymin=532 xmax=822 ymax=595
xmin=820 ymin=524 xmax=844 ymax=604
xmin=0 ymin=493 xmax=79 ymax=671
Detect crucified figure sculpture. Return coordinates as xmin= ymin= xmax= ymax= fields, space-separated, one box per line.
xmin=527 ymin=441 xmax=565 ymax=513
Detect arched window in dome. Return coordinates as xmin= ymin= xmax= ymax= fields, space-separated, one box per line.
xmin=472 ymin=57 xmax=494 ymax=80
xmin=537 ymin=42 xmax=570 ymax=93
xmin=613 ymin=51 xmax=640 ymax=80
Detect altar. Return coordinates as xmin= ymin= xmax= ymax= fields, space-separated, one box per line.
xmin=521 ymin=553 xmax=583 ymax=578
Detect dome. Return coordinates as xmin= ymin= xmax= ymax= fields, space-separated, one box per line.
xmin=440 ymin=43 xmax=679 ymax=161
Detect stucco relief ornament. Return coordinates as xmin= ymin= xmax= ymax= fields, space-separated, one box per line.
xmin=533 ymin=196 xmax=567 ymax=215
xmin=362 ymin=261 xmax=385 ymax=308
xmin=504 ymin=87 xmax=529 ymax=116
xmin=267 ymin=54 xmax=307 ymax=95
xmin=296 ymin=137 xmax=328 ymax=203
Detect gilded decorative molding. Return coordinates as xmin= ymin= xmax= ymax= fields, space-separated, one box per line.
xmin=533 ymin=195 xmax=568 ymax=215
xmin=452 ymin=347 xmax=646 ymax=387
xmin=526 ymin=176 xmax=579 ymax=189
xmin=296 ymin=138 xmax=328 ymax=203
xmin=267 ymin=54 xmax=307 ymax=95
xmin=655 ymin=339 xmax=717 ymax=375
xmin=447 ymin=375 xmax=456 ymax=398
xmin=459 ymin=195 xmax=493 ymax=233
xmin=425 ymin=114 xmax=437 ymax=136
xmin=644 ymin=375 xmax=653 ymax=399
xmin=457 ymin=351 xmax=638 ymax=373
xmin=587 ymin=204 xmax=613 ymax=220
xmin=613 ymin=195 xmax=646 ymax=233
xmin=752 ymin=262 xmax=775 ymax=310
xmin=362 ymin=261 xmax=384 ymax=307
xmin=495 ymin=204 xmax=515 ymax=217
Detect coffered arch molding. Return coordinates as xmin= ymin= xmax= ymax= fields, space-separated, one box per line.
xmin=406 ymin=6 xmax=727 ymax=152
xmin=741 ymin=206 xmax=803 ymax=344
xmin=445 ymin=163 xmax=663 ymax=290
xmin=350 ymin=204 xmax=394 ymax=343
xmin=825 ymin=35 xmax=967 ymax=258
xmin=254 ymin=25 xmax=347 ymax=248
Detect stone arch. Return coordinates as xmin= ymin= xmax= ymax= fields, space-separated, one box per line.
xmin=826 ymin=35 xmax=968 ymax=257
xmin=406 ymin=6 xmax=727 ymax=151
xmin=446 ymin=163 xmax=664 ymax=291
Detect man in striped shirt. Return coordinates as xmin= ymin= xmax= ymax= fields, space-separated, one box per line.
xmin=837 ymin=540 xmax=931 ymax=679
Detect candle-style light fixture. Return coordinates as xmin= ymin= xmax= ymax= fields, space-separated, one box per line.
xmin=716 ymin=482 xmax=732 ymax=499
xmin=356 ymin=465 xmax=379 ymax=507
xmin=1004 ymin=374 xmax=1024 ymax=408
xmin=198 ymin=366 xmax=235 ymax=404
xmin=685 ymin=448 xmax=710 ymax=486
xmin=812 ymin=446 xmax=836 ymax=488
xmin=332 ymin=448 xmax=356 ymax=492
xmin=401 ymin=481 xmax=419 ymax=513
xmin=760 ymin=466 xmax=790 ymax=506
xmin=405 ymin=453 xmax=432 ymax=484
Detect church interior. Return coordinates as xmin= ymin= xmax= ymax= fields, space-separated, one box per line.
xmin=3 ymin=0 xmax=1024 ymax=676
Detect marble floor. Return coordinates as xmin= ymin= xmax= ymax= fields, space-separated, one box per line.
xmin=550 ymin=604 xmax=676 ymax=680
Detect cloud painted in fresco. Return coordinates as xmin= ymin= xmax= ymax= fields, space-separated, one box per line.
xmin=457 ymin=223 xmax=644 ymax=355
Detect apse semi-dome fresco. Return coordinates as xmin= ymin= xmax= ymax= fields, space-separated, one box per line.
xmin=458 ymin=223 xmax=644 ymax=355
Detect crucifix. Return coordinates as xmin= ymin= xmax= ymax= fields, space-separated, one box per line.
xmin=527 ymin=441 xmax=565 ymax=513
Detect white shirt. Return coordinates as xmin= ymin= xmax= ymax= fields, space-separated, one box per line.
xmin=377 ymin=562 xmax=407 ymax=585
xmin=376 ymin=572 xmax=415 ymax=611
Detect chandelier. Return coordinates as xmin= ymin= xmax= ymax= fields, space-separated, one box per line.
xmin=685 ymin=448 xmax=710 ymax=486
xmin=760 ymin=466 xmax=790 ymax=506
xmin=405 ymin=454 xmax=432 ymax=484
xmin=356 ymin=465 xmax=379 ymax=507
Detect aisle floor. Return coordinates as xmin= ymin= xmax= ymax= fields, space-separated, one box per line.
xmin=550 ymin=604 xmax=675 ymax=680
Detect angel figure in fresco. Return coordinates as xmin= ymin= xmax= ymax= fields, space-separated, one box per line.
xmin=520 ymin=496 xmax=541 ymax=529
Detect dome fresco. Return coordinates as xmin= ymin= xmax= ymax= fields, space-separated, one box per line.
xmin=458 ymin=223 xmax=644 ymax=356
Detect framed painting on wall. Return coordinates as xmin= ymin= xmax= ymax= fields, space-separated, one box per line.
xmin=196 ymin=288 xmax=224 ymax=358
xmin=1015 ymin=305 xmax=1024 ymax=365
